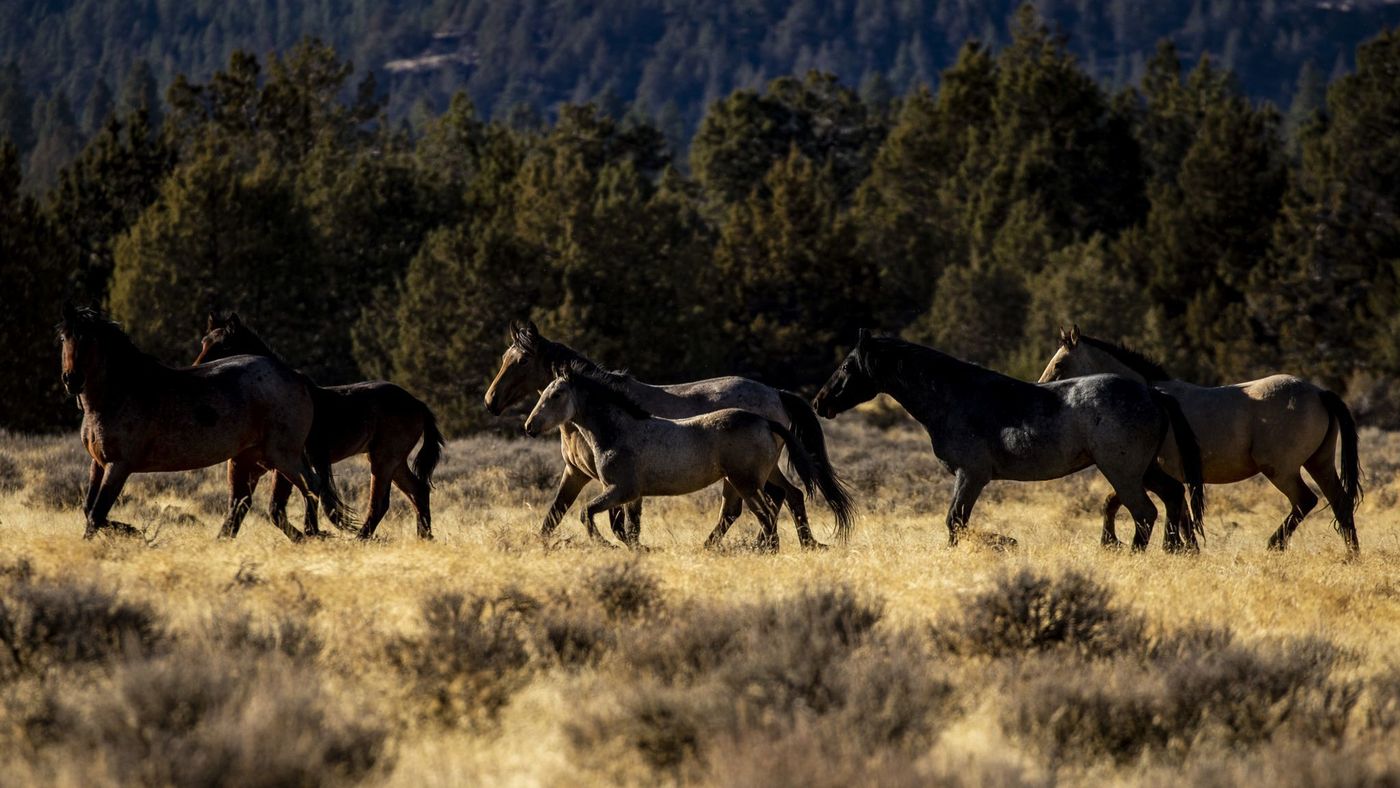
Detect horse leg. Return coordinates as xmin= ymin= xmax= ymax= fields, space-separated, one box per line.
xmin=542 ymin=465 xmax=590 ymax=540
xmin=82 ymin=459 xmax=102 ymax=517
xmin=1264 ymin=470 xmax=1319 ymax=552
xmin=607 ymin=507 xmax=629 ymax=543
xmin=356 ymin=470 xmax=393 ymax=540
xmin=770 ymin=470 xmax=824 ymax=550
xmin=704 ymin=482 xmax=745 ymax=550
xmin=1100 ymin=492 xmax=1123 ymax=548
xmin=390 ymin=464 xmax=433 ymax=540
xmin=216 ymin=460 xmax=260 ymax=540
xmin=1304 ymin=452 xmax=1359 ymax=555
xmin=1144 ymin=467 xmax=1194 ymax=553
xmin=945 ymin=471 xmax=988 ymax=547
xmin=1103 ymin=478 xmax=1158 ymax=552
xmin=263 ymin=456 xmax=319 ymax=543
xmin=268 ymin=473 xmax=308 ymax=536
xmin=83 ymin=462 xmax=133 ymax=539
xmin=736 ymin=481 xmax=780 ymax=553
xmin=583 ymin=485 xmax=637 ymax=546
xmin=623 ymin=499 xmax=643 ymax=549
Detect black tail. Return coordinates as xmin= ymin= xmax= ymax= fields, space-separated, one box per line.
xmin=306 ymin=445 xmax=357 ymax=532
xmin=1149 ymin=390 xmax=1205 ymax=539
xmin=770 ymin=395 xmax=857 ymax=543
xmin=412 ymin=404 xmax=445 ymax=487
xmin=1319 ymin=389 xmax=1363 ymax=522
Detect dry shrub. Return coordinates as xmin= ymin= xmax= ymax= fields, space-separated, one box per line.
xmin=1006 ymin=634 xmax=1356 ymax=764
xmin=0 ymin=452 xmax=21 ymax=494
xmin=588 ymin=560 xmax=663 ymax=620
xmin=0 ymin=575 xmax=163 ymax=681
xmin=1178 ymin=739 xmax=1400 ymax=788
xmin=56 ymin=652 xmax=386 ymax=787
xmin=533 ymin=594 xmax=615 ymax=667
xmin=204 ymin=610 xmax=322 ymax=661
xmin=945 ymin=569 xmax=1143 ymax=658
xmin=576 ymin=586 xmax=958 ymax=779
xmin=389 ymin=591 xmax=534 ymax=725
xmin=22 ymin=461 xmax=88 ymax=510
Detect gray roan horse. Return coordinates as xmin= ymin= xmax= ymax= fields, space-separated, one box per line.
xmin=813 ymin=331 xmax=1205 ymax=551
xmin=195 ymin=313 xmax=445 ymax=540
xmin=58 ymin=305 xmax=350 ymax=541
xmin=1039 ymin=326 xmax=1361 ymax=554
xmin=485 ymin=321 xmax=853 ymax=550
xmin=524 ymin=363 xmax=849 ymax=551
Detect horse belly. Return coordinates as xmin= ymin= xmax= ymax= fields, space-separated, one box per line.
xmin=634 ymin=437 xmax=724 ymax=496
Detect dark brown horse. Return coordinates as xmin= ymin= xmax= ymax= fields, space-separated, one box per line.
xmin=58 ymin=304 xmax=350 ymax=541
xmin=195 ymin=313 xmax=444 ymax=540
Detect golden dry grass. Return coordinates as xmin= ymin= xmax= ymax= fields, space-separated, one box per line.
xmin=2 ymin=407 xmax=1399 ymax=786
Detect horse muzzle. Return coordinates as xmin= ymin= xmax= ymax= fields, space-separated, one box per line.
xmin=62 ymin=372 xmax=82 ymax=396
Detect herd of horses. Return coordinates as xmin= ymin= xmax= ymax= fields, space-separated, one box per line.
xmin=55 ymin=304 xmax=1363 ymax=555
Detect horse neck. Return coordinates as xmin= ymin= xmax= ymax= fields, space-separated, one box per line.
xmin=868 ymin=347 xmax=1002 ymax=428
xmin=566 ymin=404 xmax=634 ymax=450
xmin=82 ymin=341 xmax=165 ymax=413
xmin=1079 ymin=345 xmax=1149 ymax=384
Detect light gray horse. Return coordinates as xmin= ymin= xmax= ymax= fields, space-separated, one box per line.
xmin=523 ymin=363 xmax=849 ymax=552
xmin=485 ymin=321 xmax=853 ymax=549
xmin=813 ymin=331 xmax=1205 ymax=551
xmin=1039 ymin=326 xmax=1361 ymax=554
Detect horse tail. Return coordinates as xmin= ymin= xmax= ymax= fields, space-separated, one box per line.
xmin=1149 ymin=390 xmax=1205 ymax=539
xmin=307 ymin=444 xmax=357 ymax=532
xmin=1319 ymin=389 xmax=1363 ymax=519
xmin=767 ymin=411 xmax=857 ymax=544
xmin=412 ymin=403 xmax=446 ymax=488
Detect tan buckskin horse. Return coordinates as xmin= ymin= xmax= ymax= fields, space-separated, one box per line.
xmin=524 ymin=363 xmax=848 ymax=552
xmin=58 ymin=305 xmax=350 ymax=542
xmin=1038 ymin=326 xmax=1361 ymax=554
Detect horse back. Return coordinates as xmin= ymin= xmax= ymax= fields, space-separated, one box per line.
xmin=315 ymin=380 xmax=428 ymax=461
xmin=648 ymin=377 xmax=786 ymax=423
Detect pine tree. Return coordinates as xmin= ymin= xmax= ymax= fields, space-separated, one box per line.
xmin=0 ymin=141 xmax=69 ymax=431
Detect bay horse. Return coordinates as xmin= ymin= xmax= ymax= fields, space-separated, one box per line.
xmin=485 ymin=321 xmax=852 ymax=550
xmin=1038 ymin=325 xmax=1361 ymax=554
xmin=195 ymin=313 xmax=445 ymax=540
xmin=524 ymin=363 xmax=847 ymax=551
xmin=813 ymin=330 xmax=1205 ymax=551
xmin=58 ymin=304 xmax=350 ymax=542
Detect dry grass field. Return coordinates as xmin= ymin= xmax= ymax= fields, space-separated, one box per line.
xmin=2 ymin=403 xmax=1400 ymax=786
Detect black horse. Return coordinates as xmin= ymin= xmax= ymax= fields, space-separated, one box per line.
xmin=813 ymin=330 xmax=1205 ymax=551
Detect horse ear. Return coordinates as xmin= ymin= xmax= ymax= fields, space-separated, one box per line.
xmin=1068 ymin=324 xmax=1081 ymax=347
xmin=856 ymin=328 xmax=871 ymax=345
xmin=524 ymin=319 xmax=539 ymax=338
xmin=206 ymin=312 xmax=219 ymax=332
xmin=227 ymin=312 xmax=242 ymax=329
xmin=1057 ymin=325 xmax=1070 ymax=347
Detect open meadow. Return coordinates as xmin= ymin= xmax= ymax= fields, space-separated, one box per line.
xmin=2 ymin=405 xmax=1400 ymax=786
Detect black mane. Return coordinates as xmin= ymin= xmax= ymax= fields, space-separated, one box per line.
xmin=1079 ymin=336 xmax=1171 ymax=382
xmin=514 ymin=324 xmax=632 ymax=384
xmin=217 ymin=319 xmax=280 ymax=361
xmin=564 ymin=362 xmax=651 ymax=419
xmin=58 ymin=307 xmax=145 ymax=357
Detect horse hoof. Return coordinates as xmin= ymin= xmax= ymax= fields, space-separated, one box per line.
xmin=1266 ymin=537 xmax=1287 ymax=552
xmin=1100 ymin=539 xmax=1123 ymax=551
xmin=801 ymin=541 xmax=830 ymax=552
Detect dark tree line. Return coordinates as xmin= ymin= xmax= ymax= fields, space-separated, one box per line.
xmin=5 ymin=0 xmax=1400 ymax=191
xmin=4 ymin=8 xmax=1400 ymax=434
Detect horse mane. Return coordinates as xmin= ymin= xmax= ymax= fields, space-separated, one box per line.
xmin=219 ymin=319 xmax=282 ymax=363
xmin=514 ymin=324 xmax=633 ymax=384
xmin=858 ymin=335 xmax=989 ymax=382
xmin=563 ymin=361 xmax=651 ymax=419
xmin=1079 ymin=336 xmax=1172 ymax=382
xmin=58 ymin=307 xmax=151 ymax=362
